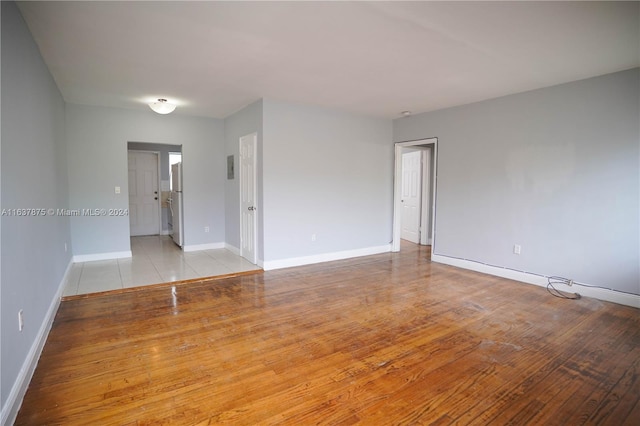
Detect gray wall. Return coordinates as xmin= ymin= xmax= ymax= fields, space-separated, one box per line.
xmin=262 ymin=99 xmax=394 ymax=262
xmin=394 ymin=68 xmax=640 ymax=295
xmin=66 ymin=104 xmax=225 ymax=254
xmin=224 ymin=99 xmax=263 ymax=254
xmin=128 ymin=142 xmax=182 ymax=233
xmin=1 ymin=0 xmax=71 ymax=412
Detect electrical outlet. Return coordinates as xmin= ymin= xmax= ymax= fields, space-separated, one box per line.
xmin=114 ymin=186 xmax=121 ymax=194
xmin=311 ymin=234 xmax=317 ymax=242
xmin=567 ymin=279 xmax=574 ymax=287
xmin=513 ymin=244 xmax=521 ymax=255
xmin=18 ymin=310 xmax=24 ymax=332
xmin=204 ymin=226 xmax=210 ymax=233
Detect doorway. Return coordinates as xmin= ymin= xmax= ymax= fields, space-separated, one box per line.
xmin=127 ymin=142 xmax=182 ymax=239
xmin=128 ymin=151 xmax=161 ymax=236
xmin=392 ymin=138 xmax=438 ymax=253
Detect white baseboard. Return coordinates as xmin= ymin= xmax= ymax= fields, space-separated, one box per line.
xmin=431 ymin=254 xmax=640 ymax=309
xmin=183 ymin=242 xmax=225 ymax=252
xmin=225 ymin=243 xmax=240 ymax=255
xmin=160 ymin=230 xmax=170 ymax=236
xmin=73 ymin=250 xmax=132 ymax=263
xmin=263 ymin=244 xmax=392 ymax=271
xmin=1 ymin=258 xmax=73 ymax=426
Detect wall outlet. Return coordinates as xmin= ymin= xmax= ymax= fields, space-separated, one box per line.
xmin=567 ymin=279 xmax=574 ymax=286
xmin=311 ymin=234 xmax=317 ymax=242
xmin=204 ymin=226 xmax=210 ymax=233
xmin=513 ymin=244 xmax=521 ymax=255
xmin=64 ymin=243 xmax=68 ymax=253
xmin=18 ymin=310 xmax=24 ymax=332
xmin=114 ymin=186 xmax=121 ymax=194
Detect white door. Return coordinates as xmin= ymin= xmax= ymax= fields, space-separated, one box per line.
xmin=401 ymin=150 xmax=422 ymax=243
xmin=128 ymin=151 xmax=160 ymax=236
xmin=239 ymin=133 xmax=257 ymax=264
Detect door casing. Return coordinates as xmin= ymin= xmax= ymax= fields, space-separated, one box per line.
xmin=392 ymin=138 xmax=438 ymax=252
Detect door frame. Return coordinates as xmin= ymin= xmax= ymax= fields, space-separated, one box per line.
xmin=127 ymin=149 xmax=162 ymax=236
xmin=239 ymin=132 xmax=258 ymax=264
xmin=392 ymin=138 xmax=438 ymax=252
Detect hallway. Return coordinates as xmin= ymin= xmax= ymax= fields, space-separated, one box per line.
xmin=62 ymin=236 xmax=260 ymax=297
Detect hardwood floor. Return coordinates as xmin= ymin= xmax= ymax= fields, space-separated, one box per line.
xmin=16 ymin=243 xmax=639 ymax=425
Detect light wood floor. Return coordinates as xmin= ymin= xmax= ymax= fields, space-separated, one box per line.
xmin=17 ymin=243 xmax=639 ymax=425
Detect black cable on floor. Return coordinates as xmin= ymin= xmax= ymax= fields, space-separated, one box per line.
xmin=547 ymin=276 xmax=581 ymax=300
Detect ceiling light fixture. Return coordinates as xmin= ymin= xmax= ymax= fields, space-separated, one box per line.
xmin=149 ymin=98 xmax=176 ymax=114
xmin=401 ymin=111 xmax=412 ymax=117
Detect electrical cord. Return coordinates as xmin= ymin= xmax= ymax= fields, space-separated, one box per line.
xmin=547 ymin=276 xmax=581 ymax=300
xmin=434 ymin=253 xmax=635 ymax=298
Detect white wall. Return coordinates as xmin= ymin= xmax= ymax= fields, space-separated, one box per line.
xmin=394 ymin=68 xmax=640 ymax=295
xmin=262 ymin=99 xmax=393 ymax=266
xmin=65 ymin=104 xmax=225 ymax=255
xmin=1 ymin=1 xmax=72 ymax=420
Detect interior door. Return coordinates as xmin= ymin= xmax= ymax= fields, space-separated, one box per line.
xmin=128 ymin=151 xmax=160 ymax=236
xmin=239 ymin=133 xmax=257 ymax=264
xmin=401 ymin=150 xmax=422 ymax=243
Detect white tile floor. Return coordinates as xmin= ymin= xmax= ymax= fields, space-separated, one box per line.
xmin=63 ymin=236 xmax=260 ymax=297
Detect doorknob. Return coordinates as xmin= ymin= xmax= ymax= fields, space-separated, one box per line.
xmin=248 ymin=206 xmax=256 ymax=211
xmin=154 ymin=197 xmax=158 ymax=200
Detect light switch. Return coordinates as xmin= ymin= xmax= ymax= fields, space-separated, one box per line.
xmin=115 ymin=186 xmax=121 ymax=194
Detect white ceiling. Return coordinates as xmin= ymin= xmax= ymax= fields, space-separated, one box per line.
xmin=17 ymin=1 xmax=640 ymax=119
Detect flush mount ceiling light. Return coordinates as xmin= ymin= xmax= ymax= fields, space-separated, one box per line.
xmin=401 ymin=110 xmax=412 ymax=118
xmin=149 ymin=98 xmax=176 ymax=114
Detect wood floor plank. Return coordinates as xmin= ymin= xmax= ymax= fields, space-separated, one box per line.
xmin=15 ymin=243 xmax=640 ymax=425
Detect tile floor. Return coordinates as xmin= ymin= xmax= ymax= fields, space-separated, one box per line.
xmin=63 ymin=236 xmax=260 ymax=297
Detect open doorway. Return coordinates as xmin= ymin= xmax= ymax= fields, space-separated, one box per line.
xmin=392 ymin=138 xmax=438 ymax=253
xmin=127 ymin=142 xmax=182 ymax=239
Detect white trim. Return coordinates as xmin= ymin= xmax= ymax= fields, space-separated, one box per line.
xmin=393 ymin=138 xmax=438 ymax=253
xmin=225 ymin=243 xmax=241 ymax=255
xmin=73 ymin=251 xmax=132 ymax=263
xmin=262 ymin=245 xmax=392 ymax=271
xmin=1 ymin=259 xmax=73 ymax=426
xmin=183 ymin=242 xmax=225 ymax=252
xmin=160 ymin=229 xmax=170 ymax=236
xmin=431 ymin=254 xmax=640 ymax=309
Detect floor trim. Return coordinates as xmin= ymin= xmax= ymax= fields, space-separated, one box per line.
xmin=225 ymin=243 xmax=240 ymax=255
xmin=183 ymin=242 xmax=225 ymax=252
xmin=73 ymin=250 xmax=132 ymax=263
xmin=2 ymin=258 xmax=73 ymax=426
xmin=431 ymin=254 xmax=640 ymax=308
xmin=263 ymin=245 xmax=392 ymax=271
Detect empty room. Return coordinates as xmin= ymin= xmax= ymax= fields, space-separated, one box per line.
xmin=1 ymin=1 xmax=638 ymax=425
